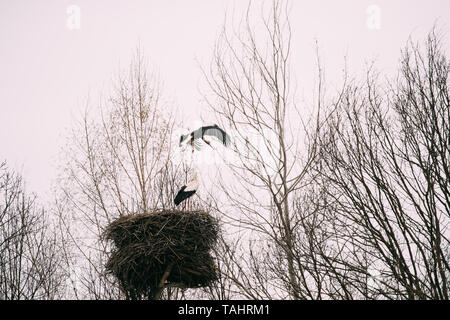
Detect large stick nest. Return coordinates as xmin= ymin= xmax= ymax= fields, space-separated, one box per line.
xmin=103 ymin=210 xmax=219 ymax=299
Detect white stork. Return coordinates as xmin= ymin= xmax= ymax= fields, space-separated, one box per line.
xmin=174 ymin=173 xmax=199 ymax=210
xmin=179 ymin=124 xmax=231 ymax=153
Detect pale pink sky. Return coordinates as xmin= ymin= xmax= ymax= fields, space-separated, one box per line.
xmin=1 ymin=0 xmax=449 ymax=201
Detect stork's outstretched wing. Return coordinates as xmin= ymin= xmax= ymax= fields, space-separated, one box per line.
xmin=193 ymin=139 xmax=202 ymax=151
xmin=203 ymin=126 xmax=231 ymax=147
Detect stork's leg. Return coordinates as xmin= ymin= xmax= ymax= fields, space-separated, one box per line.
xmin=203 ymin=138 xmax=214 ymax=150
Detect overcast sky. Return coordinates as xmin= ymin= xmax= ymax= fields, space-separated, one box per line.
xmin=1 ymin=0 xmax=449 ymax=202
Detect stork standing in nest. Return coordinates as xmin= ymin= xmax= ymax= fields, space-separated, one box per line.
xmin=174 ymin=173 xmax=199 ymax=211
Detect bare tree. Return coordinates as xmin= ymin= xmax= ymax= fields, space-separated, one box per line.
xmin=56 ymin=50 xmax=193 ymax=299
xmin=202 ymin=0 xmax=448 ymax=300
xmin=0 ymin=161 xmax=67 ymax=299
xmin=312 ymin=30 xmax=449 ymax=299
xmin=201 ymin=1 xmax=327 ymax=299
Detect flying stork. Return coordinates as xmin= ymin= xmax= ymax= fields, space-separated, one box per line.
xmin=179 ymin=124 xmax=231 ymax=153
xmin=174 ymin=172 xmax=199 ymax=210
